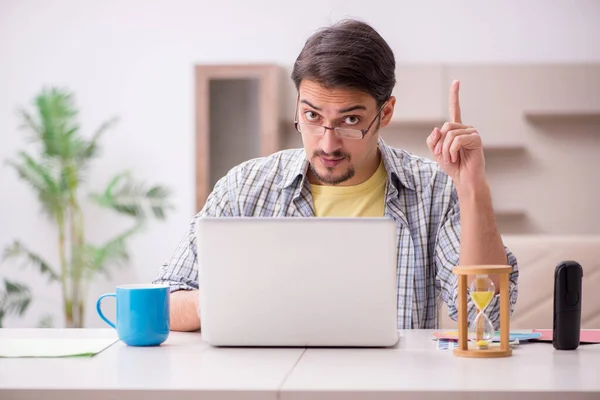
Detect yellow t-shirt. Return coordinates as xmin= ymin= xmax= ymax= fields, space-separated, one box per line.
xmin=310 ymin=160 xmax=387 ymax=217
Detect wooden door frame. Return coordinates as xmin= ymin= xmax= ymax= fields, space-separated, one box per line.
xmin=195 ymin=64 xmax=280 ymax=212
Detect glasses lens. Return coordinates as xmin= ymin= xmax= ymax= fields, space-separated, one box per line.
xmin=295 ymin=124 xmax=363 ymax=139
xmin=335 ymin=128 xmax=363 ymax=139
xmin=296 ymin=123 xmax=323 ymax=135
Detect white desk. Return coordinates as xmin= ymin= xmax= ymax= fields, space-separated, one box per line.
xmin=1 ymin=329 xmax=599 ymax=400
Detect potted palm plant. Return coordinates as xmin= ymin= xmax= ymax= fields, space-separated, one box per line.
xmin=2 ymin=87 xmax=173 ymax=328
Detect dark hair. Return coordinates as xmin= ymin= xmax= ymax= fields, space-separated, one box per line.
xmin=291 ymin=19 xmax=396 ymax=106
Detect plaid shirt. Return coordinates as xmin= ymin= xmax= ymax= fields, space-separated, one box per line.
xmin=153 ymin=137 xmax=518 ymax=329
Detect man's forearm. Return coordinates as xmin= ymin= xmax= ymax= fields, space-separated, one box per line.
xmin=169 ymin=290 xmax=201 ymax=331
xmin=457 ymin=181 xmax=508 ymax=292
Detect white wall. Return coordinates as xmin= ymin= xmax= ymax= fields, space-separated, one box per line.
xmin=1 ymin=0 xmax=599 ymax=328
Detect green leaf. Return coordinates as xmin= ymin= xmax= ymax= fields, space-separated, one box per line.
xmin=80 ymin=117 xmax=119 ymax=161
xmin=2 ymin=241 xmax=60 ymax=282
xmin=16 ymin=109 xmax=43 ymax=143
xmin=32 ymin=87 xmax=79 ymax=159
xmin=88 ymin=172 xmax=128 ymax=208
xmin=81 ymin=224 xmax=142 ymax=279
xmin=5 ymin=152 xmax=65 ymax=219
xmin=90 ymin=173 xmax=173 ymax=221
xmin=71 ymin=117 xmax=119 ymax=185
xmin=146 ymin=185 xmax=171 ymax=219
xmin=0 ymin=279 xmax=32 ymax=317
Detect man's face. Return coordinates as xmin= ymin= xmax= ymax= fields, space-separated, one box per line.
xmin=297 ymin=80 xmax=395 ymax=186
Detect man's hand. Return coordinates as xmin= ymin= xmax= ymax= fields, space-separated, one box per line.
xmin=426 ymin=80 xmax=510 ymax=293
xmin=170 ymin=290 xmax=201 ymax=331
xmin=426 ymin=80 xmax=486 ymax=191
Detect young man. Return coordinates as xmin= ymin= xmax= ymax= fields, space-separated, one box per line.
xmin=153 ymin=19 xmax=519 ymax=332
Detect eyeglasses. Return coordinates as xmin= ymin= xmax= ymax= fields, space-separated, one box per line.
xmin=293 ymin=98 xmax=388 ymax=140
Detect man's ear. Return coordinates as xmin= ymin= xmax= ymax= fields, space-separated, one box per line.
xmin=379 ymin=96 xmax=396 ymax=129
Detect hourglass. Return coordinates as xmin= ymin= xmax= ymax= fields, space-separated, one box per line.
xmin=452 ymin=265 xmax=513 ymax=358
xmin=469 ymin=275 xmax=495 ymax=348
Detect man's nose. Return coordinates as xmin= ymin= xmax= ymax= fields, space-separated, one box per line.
xmin=319 ymin=127 xmax=343 ymax=155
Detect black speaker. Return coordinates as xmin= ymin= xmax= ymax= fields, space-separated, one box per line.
xmin=553 ymin=261 xmax=583 ymax=350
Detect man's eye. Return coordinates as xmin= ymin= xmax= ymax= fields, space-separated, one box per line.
xmin=343 ymin=116 xmax=360 ymax=125
xmin=304 ymin=111 xmax=319 ymax=121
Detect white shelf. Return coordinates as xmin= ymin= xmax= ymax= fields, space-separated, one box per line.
xmin=387 ymin=118 xmax=446 ymax=129
xmin=524 ymin=111 xmax=600 ymax=123
xmin=484 ymin=144 xmax=527 ymax=153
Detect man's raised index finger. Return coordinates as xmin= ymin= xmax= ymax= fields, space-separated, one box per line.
xmin=449 ymin=79 xmax=462 ymax=124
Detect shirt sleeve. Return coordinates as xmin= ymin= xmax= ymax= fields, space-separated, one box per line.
xmin=152 ymin=175 xmax=233 ymax=292
xmin=435 ymin=188 xmax=519 ymax=330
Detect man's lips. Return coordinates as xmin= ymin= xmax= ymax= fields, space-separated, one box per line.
xmin=319 ymin=156 xmax=344 ymax=167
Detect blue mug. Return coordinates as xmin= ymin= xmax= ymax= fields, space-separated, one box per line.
xmin=96 ymin=284 xmax=170 ymax=346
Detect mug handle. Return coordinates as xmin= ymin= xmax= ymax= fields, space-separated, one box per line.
xmin=96 ymin=293 xmax=117 ymax=329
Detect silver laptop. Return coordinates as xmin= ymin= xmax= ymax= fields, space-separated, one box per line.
xmin=196 ymin=217 xmax=399 ymax=347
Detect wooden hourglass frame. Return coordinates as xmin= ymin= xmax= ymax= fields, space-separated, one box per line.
xmin=452 ymin=265 xmax=513 ymax=358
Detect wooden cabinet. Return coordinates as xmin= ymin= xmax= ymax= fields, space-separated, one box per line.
xmin=195 ymin=64 xmax=280 ymax=211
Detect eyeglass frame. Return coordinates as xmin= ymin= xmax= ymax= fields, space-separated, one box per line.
xmin=293 ymin=96 xmax=389 ymax=140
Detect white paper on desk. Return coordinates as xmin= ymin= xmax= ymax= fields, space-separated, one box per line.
xmin=0 ymin=338 xmax=119 ymax=358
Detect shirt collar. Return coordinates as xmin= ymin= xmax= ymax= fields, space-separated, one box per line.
xmin=276 ymin=137 xmax=415 ymax=192
xmin=377 ymin=136 xmax=415 ymax=192
xmin=276 ymin=150 xmax=310 ymax=190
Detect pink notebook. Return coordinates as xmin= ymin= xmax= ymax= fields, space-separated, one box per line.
xmin=532 ymin=329 xmax=600 ymax=344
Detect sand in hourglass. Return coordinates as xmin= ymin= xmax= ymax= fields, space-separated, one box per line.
xmin=469 ymin=275 xmax=496 ymax=348
xmin=471 ymin=291 xmax=494 ymax=311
